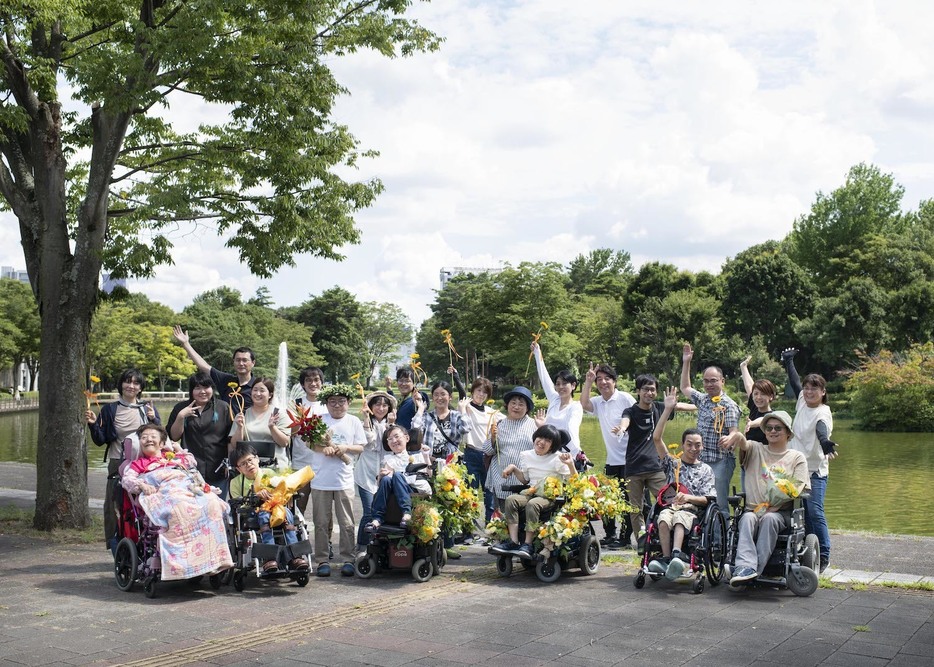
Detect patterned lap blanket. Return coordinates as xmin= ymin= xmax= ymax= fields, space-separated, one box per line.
xmin=137 ymin=467 xmax=234 ymax=580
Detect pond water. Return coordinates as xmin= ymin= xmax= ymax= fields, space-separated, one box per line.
xmin=2 ymin=403 xmax=932 ymax=536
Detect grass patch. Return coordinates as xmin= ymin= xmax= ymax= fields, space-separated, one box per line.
xmin=601 ymin=553 xmax=640 ymax=566
xmin=850 ymin=582 xmax=868 ymax=591
xmin=0 ymin=504 xmax=102 ymax=544
xmin=852 ymin=625 xmax=870 ymax=632
xmin=876 ymin=579 xmax=934 ymax=592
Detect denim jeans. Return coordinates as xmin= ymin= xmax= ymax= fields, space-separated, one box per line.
xmin=706 ymin=456 xmax=735 ymax=522
xmin=370 ymin=474 xmax=413 ymax=524
xmin=464 ymin=447 xmax=495 ymax=523
xmin=258 ymin=508 xmax=298 ymax=545
xmin=805 ymin=472 xmax=830 ymax=562
xmin=356 ymin=484 xmax=375 ymax=547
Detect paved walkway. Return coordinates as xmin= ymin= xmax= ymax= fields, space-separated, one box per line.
xmin=2 ymin=462 xmax=933 ymax=666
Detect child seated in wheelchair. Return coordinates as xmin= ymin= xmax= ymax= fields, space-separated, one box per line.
xmin=366 ymin=424 xmax=432 ymax=531
xmin=722 ymin=411 xmax=808 ymax=586
xmin=495 ymin=425 xmax=576 ymax=558
xmin=229 ymin=442 xmax=310 ymax=573
xmin=647 ymin=387 xmax=716 ymax=580
xmin=120 ymin=424 xmax=233 ymax=580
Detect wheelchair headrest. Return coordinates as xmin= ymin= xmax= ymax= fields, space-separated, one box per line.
xmin=247 ymin=440 xmax=278 ymax=461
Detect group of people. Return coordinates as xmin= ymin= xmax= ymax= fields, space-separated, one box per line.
xmin=86 ymin=329 xmax=836 ymax=585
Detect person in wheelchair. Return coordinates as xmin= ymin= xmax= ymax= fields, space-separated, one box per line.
xmin=366 ymin=424 xmax=432 ymax=531
xmin=495 ymin=425 xmax=577 ymax=558
xmin=648 ymin=387 xmax=716 ymax=580
xmin=723 ymin=411 xmax=808 ymax=585
xmin=230 ymin=442 xmax=309 ymax=573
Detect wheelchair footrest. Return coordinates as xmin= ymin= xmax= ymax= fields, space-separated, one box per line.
xmin=286 ymin=539 xmax=313 ymax=559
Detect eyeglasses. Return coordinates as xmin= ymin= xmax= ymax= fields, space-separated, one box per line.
xmin=763 ymin=425 xmax=786 ymax=433
xmin=236 ymin=456 xmax=258 ymax=469
xmin=702 ymin=378 xmax=721 ymax=384
xmin=327 ymin=397 xmax=348 ymax=405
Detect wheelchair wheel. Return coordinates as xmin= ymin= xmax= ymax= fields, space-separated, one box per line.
xmin=209 ymin=574 xmax=223 ymax=590
xmin=704 ymin=509 xmax=727 ymax=585
xmin=114 ymin=538 xmax=138 ymax=592
xmin=296 ymin=573 xmax=309 ymax=587
xmin=143 ymin=576 xmax=157 ymax=599
xmin=634 ymin=571 xmax=645 ymax=589
xmin=496 ymin=555 xmax=513 ymax=578
xmin=412 ymin=558 xmax=432 ymax=583
xmin=535 ymin=559 xmax=561 ymax=583
xmin=802 ymin=534 xmax=819 ymax=572
xmin=578 ymin=534 xmax=600 ymax=575
xmin=355 ymin=554 xmax=376 ymax=579
xmin=219 ymin=566 xmax=235 ymax=586
xmin=692 ymin=575 xmax=706 ymax=595
xmin=233 ymin=571 xmax=246 ymax=592
xmin=786 ymin=566 xmax=819 ymax=597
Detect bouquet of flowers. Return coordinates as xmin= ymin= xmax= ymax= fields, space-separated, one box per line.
xmin=432 ymin=452 xmax=481 ymax=535
xmin=523 ymin=474 xmax=564 ymax=499
xmin=752 ymin=465 xmax=805 ymax=516
xmin=535 ymin=473 xmax=634 ymax=558
xmin=484 ymin=510 xmax=509 ymax=542
xmin=409 ymin=498 xmax=443 ymax=544
xmin=287 ymin=400 xmax=350 ymax=464
xmin=252 ymin=466 xmax=315 ymax=527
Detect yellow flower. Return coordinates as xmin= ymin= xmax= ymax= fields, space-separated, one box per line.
xmin=711 ymin=395 xmax=722 ymax=403
xmin=540 ymin=321 xmax=549 ymax=330
xmin=89 ymin=375 xmax=101 ymax=383
xmin=410 ymin=353 xmax=420 ymax=360
xmin=667 ymin=443 xmax=680 ymax=451
xmin=227 ymin=381 xmax=239 ymax=388
xmin=440 ymin=329 xmax=450 ymax=336
xmin=350 ymin=372 xmax=361 ymax=380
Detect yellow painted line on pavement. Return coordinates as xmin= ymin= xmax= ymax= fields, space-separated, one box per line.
xmin=118 ymin=567 xmax=498 ymax=667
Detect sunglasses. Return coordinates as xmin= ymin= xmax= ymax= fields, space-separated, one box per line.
xmin=763 ymin=425 xmax=787 ymax=433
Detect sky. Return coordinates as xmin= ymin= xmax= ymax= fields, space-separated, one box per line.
xmin=3 ymin=0 xmax=934 ymax=327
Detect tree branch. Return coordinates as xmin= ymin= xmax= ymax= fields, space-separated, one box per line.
xmin=110 ymin=151 xmax=201 ymax=183
xmin=316 ymin=0 xmax=380 ymax=42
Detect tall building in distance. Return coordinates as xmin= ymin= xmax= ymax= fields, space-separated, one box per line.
xmin=1 ymin=266 xmax=29 ymax=283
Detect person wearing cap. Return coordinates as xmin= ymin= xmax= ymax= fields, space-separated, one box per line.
xmin=481 ymin=386 xmax=542 ymax=512
xmin=355 ymin=391 xmax=397 ymax=551
xmin=722 ymin=410 xmax=809 ymax=585
xmin=496 ymin=425 xmax=577 ymax=558
xmin=310 ymin=383 xmax=366 ymax=577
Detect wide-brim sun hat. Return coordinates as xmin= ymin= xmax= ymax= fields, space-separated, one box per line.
xmin=502 ymin=385 xmax=534 ymax=414
xmin=761 ymin=410 xmax=794 ymax=433
xmin=365 ymin=390 xmax=397 ymax=412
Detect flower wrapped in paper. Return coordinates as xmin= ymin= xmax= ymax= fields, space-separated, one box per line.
xmin=431 ymin=452 xmax=481 ymax=535
xmin=752 ymin=465 xmax=805 ymax=517
xmin=253 ymin=466 xmax=315 ymax=527
xmin=409 ymin=498 xmax=442 ymax=544
xmin=484 ymin=510 xmax=508 ymax=542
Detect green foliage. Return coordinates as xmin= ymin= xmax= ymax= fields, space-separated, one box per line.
xmin=181 ymin=288 xmax=322 ymax=383
xmin=845 ymin=343 xmax=934 ymax=432
xmin=0 ymin=279 xmax=40 ymax=373
xmin=359 ymin=302 xmax=413 ymax=383
xmin=566 ymin=249 xmax=633 ymax=296
xmin=789 ymin=163 xmax=907 ymax=292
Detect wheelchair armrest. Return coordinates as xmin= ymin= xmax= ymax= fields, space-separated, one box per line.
xmin=405 ymin=462 xmax=429 ymax=474
xmin=728 ymin=492 xmax=746 ymax=508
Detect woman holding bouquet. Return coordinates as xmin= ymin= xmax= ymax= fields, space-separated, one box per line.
xmin=724 ymin=411 xmax=809 ymax=586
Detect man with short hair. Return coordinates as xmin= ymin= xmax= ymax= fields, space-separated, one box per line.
xmin=679 ymin=343 xmax=740 ymax=521
xmin=581 ymin=362 xmax=635 ymax=549
xmin=173 ymin=326 xmax=257 ymax=408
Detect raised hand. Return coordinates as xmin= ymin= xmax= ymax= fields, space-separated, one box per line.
xmin=781 ymin=348 xmax=798 ymax=363
xmin=740 ymin=355 xmax=751 ymax=368
xmin=585 ymin=362 xmax=596 ymax=383
xmin=682 ymin=343 xmax=693 ymax=363
xmin=172 ymin=325 xmax=189 ymax=345
xmin=664 ymin=386 xmax=678 ymax=409
xmin=85 ymin=409 xmax=96 ymax=424
xmin=533 ymin=408 xmax=547 ymax=428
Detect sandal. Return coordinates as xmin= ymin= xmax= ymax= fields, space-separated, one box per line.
xmin=289 ymin=557 xmax=309 ymax=571
xmin=400 ymin=514 xmax=411 ymax=529
xmin=262 ymin=559 xmax=279 ymax=573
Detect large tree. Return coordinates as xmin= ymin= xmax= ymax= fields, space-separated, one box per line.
xmin=0 ymin=1 xmax=438 ymax=529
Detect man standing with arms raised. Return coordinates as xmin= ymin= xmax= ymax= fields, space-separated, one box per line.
xmin=679 ymin=343 xmax=739 ymax=521
xmin=581 ymin=362 xmax=635 ymax=549
xmin=174 ymin=326 xmax=257 ymax=409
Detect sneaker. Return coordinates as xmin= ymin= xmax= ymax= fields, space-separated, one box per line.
xmin=462 ymin=536 xmax=475 ymax=545
xmin=605 ymin=538 xmax=622 ymax=551
xmin=671 ymin=549 xmax=688 ymax=564
xmin=316 ymin=563 xmax=331 ymax=577
xmin=515 ymin=543 xmax=533 ymax=559
xmin=496 ymin=539 xmax=520 ymax=553
xmin=599 ymin=536 xmax=615 ymax=547
xmin=648 ymin=557 xmax=669 ymax=574
xmin=665 ymin=557 xmax=686 ymax=581
xmin=340 ymin=562 xmax=355 ymax=577
xmin=819 ymin=558 xmax=829 ymax=573
xmin=730 ymin=566 xmax=758 ymax=585
xmin=445 ymin=548 xmax=462 ymax=560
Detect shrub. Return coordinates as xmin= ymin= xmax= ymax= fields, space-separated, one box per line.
xmin=845 ymin=343 xmax=934 ymax=431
